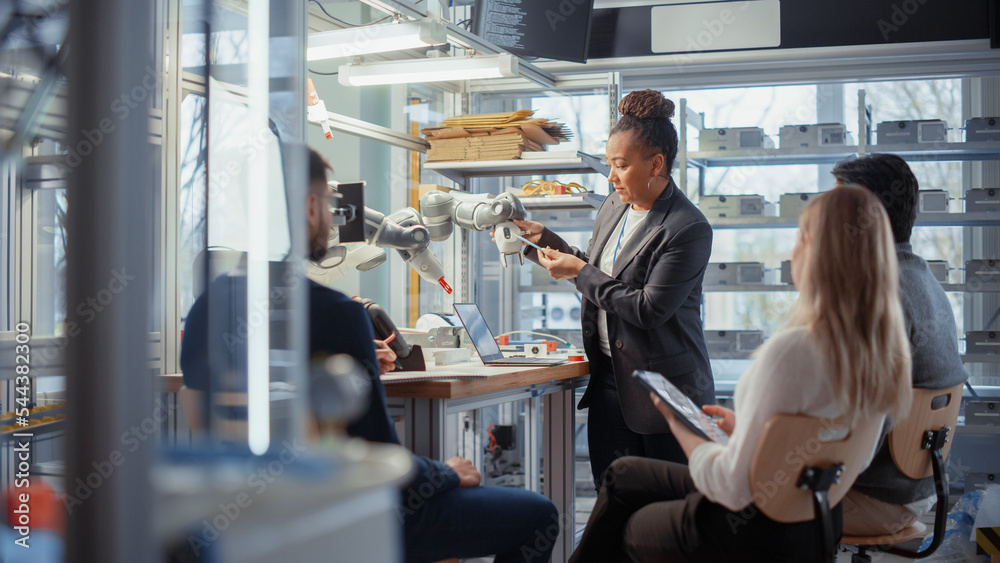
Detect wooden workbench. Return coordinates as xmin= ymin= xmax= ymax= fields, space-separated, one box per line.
xmin=381 ymin=360 xmax=590 ymax=399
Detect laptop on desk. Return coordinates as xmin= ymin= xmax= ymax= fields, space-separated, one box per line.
xmin=453 ymin=303 xmax=567 ymax=367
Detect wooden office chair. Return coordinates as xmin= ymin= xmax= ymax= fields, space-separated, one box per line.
xmin=840 ymin=383 xmax=963 ymax=561
xmin=749 ymin=413 xmax=884 ymax=563
xmin=177 ymin=385 xmax=249 ymax=440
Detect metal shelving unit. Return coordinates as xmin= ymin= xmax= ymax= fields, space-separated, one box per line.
xmin=520 ymin=193 xmax=606 ymax=211
xmin=679 ymin=89 xmax=1000 ymax=384
xmin=700 ymin=282 xmax=997 ymax=293
xmin=962 ymin=355 xmax=1000 ymax=364
xmin=703 ymin=284 xmax=796 ymax=293
xmin=708 ymin=212 xmax=1000 ymax=229
xmin=424 ymin=151 xmax=610 ymax=187
xmin=686 ymin=141 xmax=1000 ymax=169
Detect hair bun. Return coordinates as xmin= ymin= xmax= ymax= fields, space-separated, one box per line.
xmin=618 ymin=89 xmax=674 ymax=119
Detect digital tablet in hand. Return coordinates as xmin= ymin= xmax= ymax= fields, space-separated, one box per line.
xmin=632 ymin=370 xmax=730 ymax=445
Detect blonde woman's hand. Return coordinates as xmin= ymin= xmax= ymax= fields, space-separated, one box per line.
xmin=702 ymin=405 xmax=736 ymax=436
xmin=652 ymin=394 xmax=703 ymax=459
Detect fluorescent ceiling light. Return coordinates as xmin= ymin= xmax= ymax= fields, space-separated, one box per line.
xmin=339 ymin=54 xmax=519 ymax=86
xmin=307 ymin=20 xmax=447 ymax=61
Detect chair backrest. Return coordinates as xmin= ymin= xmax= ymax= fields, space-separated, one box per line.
xmin=177 ymin=385 xmax=249 ymax=439
xmin=178 ymin=385 xmax=204 ymax=431
xmin=749 ymin=413 xmax=884 ymax=524
xmin=889 ymin=383 xmax=964 ymax=480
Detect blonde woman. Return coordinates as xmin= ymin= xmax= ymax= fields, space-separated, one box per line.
xmin=569 ymin=186 xmax=912 ymax=562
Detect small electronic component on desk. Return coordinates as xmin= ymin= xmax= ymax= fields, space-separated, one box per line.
xmin=433 ymin=348 xmax=473 ymax=366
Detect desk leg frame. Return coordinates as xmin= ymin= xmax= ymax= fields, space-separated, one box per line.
xmin=544 ymin=388 xmax=576 ymax=563
xmin=403 ymin=398 xmax=446 ymax=459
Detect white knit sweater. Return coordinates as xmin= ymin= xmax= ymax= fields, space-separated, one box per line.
xmin=688 ymin=326 xmax=883 ymax=511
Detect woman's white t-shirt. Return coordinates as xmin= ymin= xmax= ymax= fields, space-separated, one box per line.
xmin=597 ymin=205 xmax=650 ymax=357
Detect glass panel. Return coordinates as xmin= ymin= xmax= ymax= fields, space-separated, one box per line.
xmin=177 ymin=1 xmax=307 ymax=455
xmin=178 ymin=93 xmax=207 ymax=325
xmin=666 ymin=85 xmax=818 ymax=148
xmin=182 ymin=1 xmax=250 ymax=86
xmin=33 ymin=185 xmax=67 ymax=337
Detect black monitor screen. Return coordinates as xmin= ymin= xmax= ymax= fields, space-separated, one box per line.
xmin=472 ymin=0 xmax=595 ymax=63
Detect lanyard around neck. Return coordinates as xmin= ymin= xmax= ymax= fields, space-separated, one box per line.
xmin=612 ymin=210 xmax=629 ymax=263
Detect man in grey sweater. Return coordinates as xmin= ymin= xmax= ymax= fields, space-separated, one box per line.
xmin=831 ymin=153 xmax=968 ymax=536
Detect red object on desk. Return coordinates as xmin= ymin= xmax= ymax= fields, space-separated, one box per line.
xmin=3 ymin=479 xmax=64 ymax=534
xmin=498 ymin=335 xmax=509 ymax=346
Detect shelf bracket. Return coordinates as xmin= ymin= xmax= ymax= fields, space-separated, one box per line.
xmin=431 ymin=167 xmax=467 ymax=189
xmin=578 ymin=152 xmax=610 ymax=177
xmin=323 ymin=110 xmax=430 ymax=153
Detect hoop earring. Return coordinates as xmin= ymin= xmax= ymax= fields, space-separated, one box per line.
xmin=647 ymin=175 xmax=664 ymax=193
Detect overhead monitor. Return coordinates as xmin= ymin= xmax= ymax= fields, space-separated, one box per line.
xmin=471 ymin=0 xmax=595 ymax=63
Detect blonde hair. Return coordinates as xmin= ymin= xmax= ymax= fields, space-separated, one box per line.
xmin=786 ymin=186 xmax=912 ymax=421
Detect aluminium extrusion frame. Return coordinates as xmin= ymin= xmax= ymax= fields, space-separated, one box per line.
xmin=386 ymin=373 xmax=588 ymax=562
xmin=325 ymin=109 xmax=430 ymax=153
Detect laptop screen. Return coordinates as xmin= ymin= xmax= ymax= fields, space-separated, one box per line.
xmin=453 ymin=303 xmax=505 ymax=363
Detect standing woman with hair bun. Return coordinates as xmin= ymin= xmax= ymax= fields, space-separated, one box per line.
xmin=516 ymin=89 xmax=715 ymax=488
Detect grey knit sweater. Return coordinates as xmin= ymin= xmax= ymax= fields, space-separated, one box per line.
xmin=851 ymin=243 xmax=969 ymax=506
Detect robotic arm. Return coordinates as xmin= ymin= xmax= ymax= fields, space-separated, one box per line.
xmin=316 ymin=191 xmax=529 ymax=291
xmin=362 ymin=206 xmax=452 ymax=294
xmin=312 ymin=205 xmax=452 ymax=293
xmin=420 ymin=191 xmax=528 ymax=267
xmin=306 ymin=78 xmax=333 ymax=140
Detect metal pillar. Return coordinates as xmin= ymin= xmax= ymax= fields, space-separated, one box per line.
xmin=816 ymin=83 xmax=845 ymax=188
xmin=268 ymin=0 xmax=310 ymax=448
xmin=544 ymin=387 xmax=577 ymax=563
xmin=65 ymin=0 xmax=155 ymax=561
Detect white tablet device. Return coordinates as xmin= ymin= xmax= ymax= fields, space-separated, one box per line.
xmin=632 ymin=370 xmax=730 ymax=445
